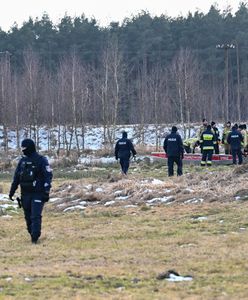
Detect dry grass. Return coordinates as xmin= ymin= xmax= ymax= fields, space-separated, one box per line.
xmin=2 ymin=163 xmax=248 ymax=299
xmin=2 ymin=202 xmax=248 ymax=299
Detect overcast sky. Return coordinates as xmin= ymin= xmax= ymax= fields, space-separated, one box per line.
xmin=0 ymin=0 xmax=243 ymax=31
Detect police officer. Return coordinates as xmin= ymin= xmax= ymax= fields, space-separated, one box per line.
xmin=227 ymin=126 xmax=244 ymax=165
xmin=115 ymin=131 xmax=137 ymax=175
xmin=9 ymin=139 xmax=53 ymax=244
xmin=200 ymin=125 xmax=216 ymax=166
xmin=211 ymin=121 xmax=220 ymax=154
xmin=163 ymin=126 xmax=184 ymax=177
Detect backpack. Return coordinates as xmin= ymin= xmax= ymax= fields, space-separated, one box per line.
xmin=19 ymin=159 xmax=38 ymax=191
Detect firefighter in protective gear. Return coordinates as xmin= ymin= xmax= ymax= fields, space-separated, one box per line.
xmin=239 ymin=124 xmax=248 ymax=154
xmin=183 ymin=138 xmax=200 ymax=153
xmin=200 ymin=125 xmax=216 ymax=166
xmin=197 ymin=118 xmax=208 ymax=141
xmin=222 ymin=121 xmax=232 ymax=154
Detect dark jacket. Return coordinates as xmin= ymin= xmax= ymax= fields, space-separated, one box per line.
xmin=163 ymin=132 xmax=184 ymax=157
xmin=200 ymin=129 xmax=216 ymax=150
xmin=227 ymin=129 xmax=243 ymax=150
xmin=115 ymin=138 xmax=136 ymax=160
xmin=212 ymin=127 xmax=220 ymax=141
xmin=10 ymin=152 xmax=53 ymax=196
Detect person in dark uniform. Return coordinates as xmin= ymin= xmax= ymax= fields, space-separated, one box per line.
xmin=227 ymin=126 xmax=244 ymax=165
xmin=115 ymin=131 xmax=136 ymax=175
xmin=200 ymin=125 xmax=216 ymax=166
xmin=211 ymin=121 xmax=220 ymax=154
xmin=9 ymin=139 xmax=53 ymax=244
xmin=163 ymin=126 xmax=184 ymax=177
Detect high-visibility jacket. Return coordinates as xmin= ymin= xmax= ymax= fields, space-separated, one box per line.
xmin=200 ymin=129 xmax=216 ymax=150
xmin=222 ymin=127 xmax=231 ymax=144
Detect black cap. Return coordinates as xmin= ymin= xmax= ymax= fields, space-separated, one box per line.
xmin=211 ymin=121 xmax=215 ymax=126
xmin=122 ymin=131 xmax=127 ymax=138
xmin=171 ymin=126 xmax=177 ymax=132
xmin=21 ymin=139 xmax=36 ymax=156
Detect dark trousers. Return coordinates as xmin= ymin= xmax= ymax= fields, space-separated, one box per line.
xmin=21 ymin=193 xmax=44 ymax=241
xmin=231 ymin=148 xmax=243 ymax=164
xmin=201 ymin=150 xmax=213 ymax=166
xmin=214 ymin=143 xmax=219 ymax=154
xmin=119 ymin=158 xmax=130 ymax=174
xmin=168 ymin=156 xmax=183 ymax=176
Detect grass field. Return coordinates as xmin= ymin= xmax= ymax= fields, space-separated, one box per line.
xmin=1 ymin=163 xmax=248 ymax=299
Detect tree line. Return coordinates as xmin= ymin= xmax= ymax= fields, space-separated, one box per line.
xmin=1 ymin=3 xmax=248 ymax=151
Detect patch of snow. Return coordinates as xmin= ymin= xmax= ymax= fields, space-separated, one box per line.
xmin=124 ymin=205 xmax=138 ymax=208
xmin=114 ymin=190 xmax=124 ymax=196
xmin=192 ymin=216 xmax=208 ymax=221
xmin=49 ymin=197 xmax=61 ymax=203
xmin=184 ymin=198 xmax=204 ymax=204
xmin=79 ymin=201 xmax=87 ymax=205
xmin=235 ymin=196 xmax=241 ymax=200
xmin=0 ymin=194 xmax=9 ymax=201
xmin=185 ymin=188 xmax=194 ymax=193
xmin=0 ymin=204 xmax=18 ymax=210
xmin=63 ymin=205 xmax=85 ymax=212
xmin=95 ymin=188 xmax=104 ymax=193
xmin=104 ymin=200 xmax=116 ymax=206
xmin=166 ymin=274 xmax=193 ymax=282
xmin=151 ymin=179 xmax=164 ymax=185
xmin=144 ymin=189 xmax=153 ymax=193
xmin=219 ymin=220 xmax=224 ymax=223
xmin=5 ymin=277 xmax=12 ymax=281
xmin=147 ymin=196 xmax=173 ymax=204
xmin=1 ymin=215 xmax=13 ymax=219
xmin=115 ymin=196 xmax=130 ymax=200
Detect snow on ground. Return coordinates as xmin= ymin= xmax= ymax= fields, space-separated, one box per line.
xmin=0 ymin=123 xmax=226 ymax=152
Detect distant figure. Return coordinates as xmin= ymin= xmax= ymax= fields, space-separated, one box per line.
xmin=163 ymin=126 xmax=184 ymax=177
xmin=222 ymin=121 xmax=232 ymax=154
xmin=227 ymin=126 xmax=243 ymax=165
xmin=115 ymin=131 xmax=136 ymax=175
xmin=200 ymin=124 xmax=216 ymax=166
xmin=9 ymin=139 xmax=53 ymax=244
xmin=211 ymin=121 xmax=220 ymax=154
xmin=197 ymin=118 xmax=208 ymax=153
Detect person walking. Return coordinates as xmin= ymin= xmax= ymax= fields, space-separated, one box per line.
xmin=227 ymin=126 xmax=244 ymax=165
xmin=9 ymin=139 xmax=53 ymax=244
xmin=115 ymin=131 xmax=136 ymax=175
xmin=200 ymin=125 xmax=216 ymax=166
xmin=163 ymin=126 xmax=184 ymax=176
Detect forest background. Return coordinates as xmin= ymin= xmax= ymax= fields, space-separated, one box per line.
xmin=0 ymin=3 xmax=248 ymax=151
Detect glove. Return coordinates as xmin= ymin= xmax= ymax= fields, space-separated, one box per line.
xmin=43 ymin=192 xmax=50 ymax=202
xmin=9 ymin=192 xmax=14 ymax=201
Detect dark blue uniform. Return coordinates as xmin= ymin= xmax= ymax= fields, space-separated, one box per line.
xmin=227 ymin=128 xmax=243 ymax=165
xmin=115 ymin=132 xmax=136 ymax=175
xmin=9 ymin=139 xmax=53 ymax=243
xmin=163 ymin=127 xmax=184 ymax=176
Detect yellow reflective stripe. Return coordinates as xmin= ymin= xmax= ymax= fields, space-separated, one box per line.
xmin=203 ymin=146 xmax=214 ymax=150
xmin=203 ymin=134 xmax=213 ymax=140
